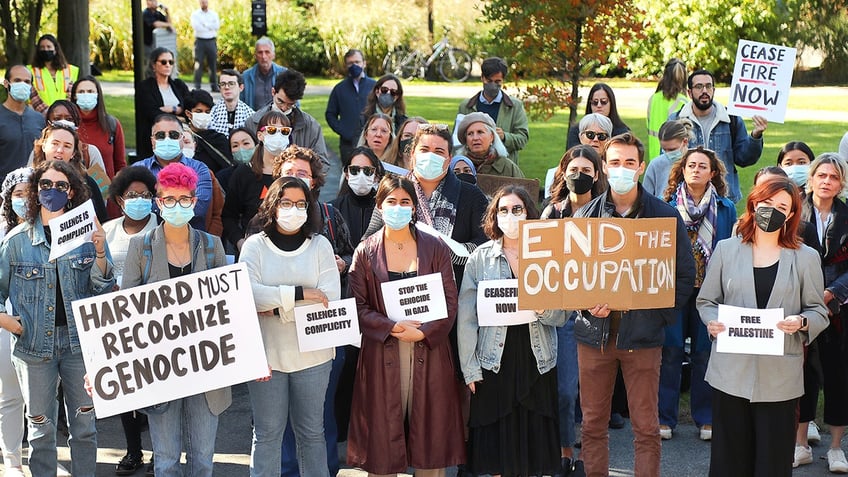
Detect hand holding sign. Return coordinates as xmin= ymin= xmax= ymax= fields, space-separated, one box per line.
xmin=92 ymin=218 xmax=106 ymax=256
xmin=750 ymin=115 xmax=768 ymax=139
xmin=390 ymin=320 xmax=424 ymax=343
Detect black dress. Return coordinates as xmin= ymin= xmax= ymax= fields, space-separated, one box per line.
xmin=466 ymin=320 xmax=560 ymax=476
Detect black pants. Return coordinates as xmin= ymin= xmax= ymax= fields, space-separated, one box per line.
xmin=193 ymin=38 xmax=217 ymax=89
xmin=710 ymin=389 xmax=796 ymax=477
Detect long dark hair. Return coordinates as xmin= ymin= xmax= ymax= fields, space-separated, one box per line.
xmin=338 ymin=147 xmax=383 ymax=198
xmin=27 ymin=160 xmax=90 ymax=223
xmin=257 ymin=176 xmax=321 ymax=237
xmin=363 ymin=74 xmax=407 ymax=118
xmin=253 ymin=111 xmax=291 ymax=179
xmin=71 ymin=75 xmax=112 ymax=134
xmin=31 ymin=34 xmax=69 ymax=70
xmin=482 ymin=185 xmax=539 ymax=240
xmin=550 ymin=145 xmax=606 ymax=202
xmin=585 ymin=83 xmax=629 ymax=132
xmin=375 ymin=175 xmax=418 ymax=226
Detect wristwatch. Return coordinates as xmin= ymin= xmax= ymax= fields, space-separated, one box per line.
xmin=800 ymin=316 xmax=808 ymax=329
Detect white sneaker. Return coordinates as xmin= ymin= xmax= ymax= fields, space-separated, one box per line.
xmin=828 ymin=448 xmax=848 ymax=473
xmin=5 ymin=467 xmax=25 ymax=477
xmin=57 ymin=462 xmax=72 ymax=477
xmin=794 ymin=444 xmax=813 ymax=468
xmin=659 ymin=425 xmax=672 ymax=440
xmin=808 ymin=421 xmax=822 ymax=445
xmin=699 ymin=425 xmax=712 ymax=441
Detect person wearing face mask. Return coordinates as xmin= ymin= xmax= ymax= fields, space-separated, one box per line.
xmin=331 ymin=147 xmax=384 ymax=243
xmin=458 ymin=185 xmax=566 ymax=477
xmin=391 ymin=117 xmax=429 ymax=170
xmin=326 ymin=49 xmax=377 ymax=163
xmin=183 ymin=89 xmax=234 ymax=175
xmin=698 ymin=177 xmax=827 ymax=477
xmin=133 ymin=114 xmax=215 ymax=232
xmin=0 ymin=160 xmax=115 ymax=477
xmin=361 ymin=74 xmax=408 ymax=138
xmin=573 ymin=133 xmax=696 ymax=477
xmin=455 ymin=112 xmax=524 ymax=178
xmin=101 ymin=166 xmax=158 ymax=476
xmin=458 ymin=57 xmax=529 ymax=164
xmin=0 ymin=66 xmax=45 ymax=181
xmin=214 ymin=127 xmax=257 ymax=195
xmin=27 ymin=34 xmax=79 ymax=112
xmin=643 ymin=119 xmax=695 ymax=197
xmin=71 ymin=75 xmax=126 ymax=183
xmin=450 ymin=155 xmax=477 ymax=185
xmin=348 ymin=176 xmax=464 ymax=476
xmin=777 ymin=141 xmax=815 ymax=190
xmin=658 ymin=147 xmax=735 ymax=442
xmin=121 ymin=162 xmax=230 ymax=477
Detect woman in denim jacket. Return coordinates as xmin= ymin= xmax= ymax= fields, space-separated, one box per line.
xmin=458 ymin=185 xmax=566 ymax=477
xmin=0 ymin=160 xmax=115 ymax=477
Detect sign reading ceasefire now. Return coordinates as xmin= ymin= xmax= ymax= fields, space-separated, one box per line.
xmin=518 ymin=218 xmax=678 ymax=310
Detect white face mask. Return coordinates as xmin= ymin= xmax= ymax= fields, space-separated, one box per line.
xmin=263 ymin=132 xmax=290 ymax=155
xmin=181 ymin=147 xmax=195 ymax=159
xmin=276 ymin=207 xmax=308 ymax=232
xmin=348 ymin=172 xmax=376 ymax=196
xmin=497 ymin=213 xmax=526 ymax=240
xmin=190 ymin=112 xmax=212 ymax=130
xmin=606 ymin=166 xmax=638 ymax=194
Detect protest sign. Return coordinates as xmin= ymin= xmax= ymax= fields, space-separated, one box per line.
xmin=294 ymin=298 xmax=360 ymax=352
xmin=381 ymin=272 xmax=448 ymax=323
xmin=716 ymin=304 xmax=785 ymax=356
xmin=416 ymin=222 xmax=469 ymax=258
xmin=71 ymin=262 xmax=268 ymax=418
xmin=87 ymin=162 xmax=111 ymax=197
xmin=476 ymin=279 xmax=536 ymax=327
xmin=518 ymin=217 xmax=678 ymax=310
xmin=48 ymin=199 xmax=97 ymax=261
xmin=727 ymin=39 xmax=796 ymax=123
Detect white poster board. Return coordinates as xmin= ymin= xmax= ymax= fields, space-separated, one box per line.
xmin=48 ymin=199 xmax=97 ymax=261
xmin=294 ymin=298 xmax=360 ymax=352
xmin=727 ymin=39 xmax=796 ymax=123
xmin=71 ymin=263 xmax=269 ymax=418
xmin=416 ymin=222 xmax=470 ymax=258
xmin=476 ymin=279 xmax=536 ymax=327
xmin=381 ymin=272 xmax=448 ymax=323
xmin=716 ymin=304 xmax=785 ymax=356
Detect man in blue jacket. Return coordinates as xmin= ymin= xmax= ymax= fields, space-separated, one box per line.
xmin=325 ymin=49 xmax=376 ymax=163
xmin=573 ymin=133 xmax=695 ymax=477
xmin=240 ymin=37 xmax=287 ymax=111
xmin=669 ymin=69 xmax=767 ymax=203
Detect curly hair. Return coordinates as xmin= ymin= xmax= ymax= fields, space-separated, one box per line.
xmin=32 ymin=122 xmax=85 ymax=174
xmin=26 ymin=160 xmax=90 ymax=223
xmin=662 ymin=146 xmax=728 ymax=201
xmin=256 ymin=176 xmax=321 ymax=237
xmin=271 ymin=145 xmax=326 ymax=193
xmin=549 ymin=145 xmax=606 ymax=203
xmin=736 ymin=177 xmax=802 ymax=249
xmin=481 ymin=185 xmax=539 ymax=240
xmin=108 ymin=166 xmax=157 ymax=201
xmin=157 ymin=163 xmax=198 ymax=193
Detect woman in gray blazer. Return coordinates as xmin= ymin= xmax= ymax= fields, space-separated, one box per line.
xmin=697 ymin=177 xmax=828 ymax=477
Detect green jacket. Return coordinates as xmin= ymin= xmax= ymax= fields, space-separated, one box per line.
xmin=458 ymin=92 xmax=529 ymax=164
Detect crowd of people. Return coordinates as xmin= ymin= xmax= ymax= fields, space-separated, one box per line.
xmin=2 ymin=10 xmax=848 ymax=477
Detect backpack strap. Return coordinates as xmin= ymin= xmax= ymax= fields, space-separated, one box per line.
xmin=142 ymin=230 xmax=155 ymax=283
xmin=106 ymin=114 xmax=118 ymax=145
xmin=321 ymin=202 xmax=335 ymax=242
xmin=204 ymin=232 xmax=216 ymax=269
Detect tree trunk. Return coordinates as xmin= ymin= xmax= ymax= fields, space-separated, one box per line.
xmin=0 ymin=0 xmax=45 ymax=65
xmin=568 ymin=17 xmax=585 ymax=128
xmin=58 ymin=0 xmax=90 ymax=76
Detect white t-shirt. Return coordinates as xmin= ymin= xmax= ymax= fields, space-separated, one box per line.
xmin=103 ymin=214 xmax=158 ymax=288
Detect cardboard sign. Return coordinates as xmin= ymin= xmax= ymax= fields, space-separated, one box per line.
xmin=716 ymin=304 xmax=785 ymax=356
xmin=88 ymin=162 xmax=112 ymax=197
xmin=727 ymin=39 xmax=796 ymax=123
xmin=476 ymin=279 xmax=536 ymax=327
xmin=381 ymin=272 xmax=448 ymax=323
xmin=294 ymin=298 xmax=360 ymax=352
xmin=48 ymin=199 xmax=97 ymax=261
xmin=71 ymin=263 xmax=269 ymax=418
xmin=518 ymin=217 xmax=678 ymax=310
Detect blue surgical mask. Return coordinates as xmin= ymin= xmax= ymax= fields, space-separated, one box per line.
xmin=75 ymin=93 xmax=98 ymax=112
xmin=8 ymin=83 xmax=31 ymax=102
xmin=783 ymin=164 xmax=810 ymax=187
xmin=233 ymin=147 xmax=255 ymax=164
xmin=160 ymin=203 xmax=195 ymax=227
xmin=38 ymin=189 xmax=68 ymax=212
xmin=414 ymin=152 xmax=447 ymax=181
xmin=383 ymin=205 xmax=413 ymax=230
xmin=665 ymin=148 xmax=684 ymax=162
xmin=154 ymin=138 xmax=182 ymax=160
xmin=607 ymin=166 xmax=638 ymax=195
xmin=123 ymin=197 xmax=152 ymax=221
xmin=11 ymin=197 xmax=27 ymax=219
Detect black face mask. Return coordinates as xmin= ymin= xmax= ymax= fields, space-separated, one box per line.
xmin=38 ymin=50 xmax=56 ymax=62
xmin=755 ymin=206 xmax=787 ymax=233
xmin=565 ymin=172 xmax=594 ymax=195
xmin=456 ymin=173 xmax=477 ymax=185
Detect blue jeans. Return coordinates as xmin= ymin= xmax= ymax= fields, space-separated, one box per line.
xmin=281 ymin=348 xmax=343 ymax=476
xmin=146 ymin=393 xmax=219 ymax=477
xmin=557 ymin=313 xmax=579 ymax=447
xmin=12 ymin=326 xmax=96 ymax=477
xmin=248 ymin=360 xmax=331 ymax=477
xmin=659 ymin=291 xmax=712 ymax=428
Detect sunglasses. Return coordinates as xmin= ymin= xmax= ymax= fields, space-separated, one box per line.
xmin=347 ymin=165 xmax=376 ymax=177
xmin=262 ymin=126 xmax=292 ymax=136
xmin=582 ymin=131 xmax=609 ymax=141
xmin=153 ymin=130 xmax=182 ymax=140
xmin=590 ymin=98 xmax=610 ymax=107
xmin=39 ymin=179 xmax=70 ymax=193
xmin=417 ymin=123 xmax=449 ymax=132
xmin=379 ymin=86 xmax=399 ymax=97
xmin=497 ymin=205 xmax=526 ymax=217
xmin=157 ymin=59 xmax=175 ymax=66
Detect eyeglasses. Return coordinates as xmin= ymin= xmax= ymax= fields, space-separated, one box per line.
xmin=217 ymin=81 xmax=238 ymax=89
xmin=285 ymin=170 xmax=312 ymax=180
xmin=124 ymin=191 xmax=154 ymax=200
xmin=274 ymin=96 xmax=297 ymax=110
xmin=157 ymin=59 xmax=175 ymax=66
xmin=497 ymin=205 xmax=526 ymax=217
xmin=158 ymin=195 xmax=195 ymax=208
xmin=279 ymin=199 xmax=309 ymax=211
xmin=347 ymin=165 xmax=376 ymax=176
xmin=379 ymin=86 xmax=399 ymax=97
xmin=38 ymin=179 xmax=70 ymax=193
xmin=417 ymin=123 xmax=449 ymax=132
xmin=152 ymin=130 xmax=182 ymax=140
xmin=261 ymin=126 xmax=292 ymax=136
xmin=590 ymin=98 xmax=609 ymax=107
xmin=581 ymin=131 xmax=609 ymax=141
xmin=692 ymin=83 xmax=715 ymax=92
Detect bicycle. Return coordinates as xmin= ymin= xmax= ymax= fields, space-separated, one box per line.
xmin=382 ymin=32 xmax=473 ymax=82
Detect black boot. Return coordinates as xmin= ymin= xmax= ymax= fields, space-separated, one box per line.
xmin=553 ymin=457 xmax=573 ymax=477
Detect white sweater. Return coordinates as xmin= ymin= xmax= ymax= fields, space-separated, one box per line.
xmin=239 ymin=232 xmax=340 ymax=373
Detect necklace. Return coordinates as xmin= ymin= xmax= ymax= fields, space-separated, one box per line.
xmin=387 ymin=237 xmax=414 ymax=250
xmin=166 ymin=241 xmax=191 ymax=267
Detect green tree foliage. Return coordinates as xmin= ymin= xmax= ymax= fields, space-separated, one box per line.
xmin=776 ymin=0 xmax=848 ymax=82
xmin=0 ymin=0 xmax=48 ymax=65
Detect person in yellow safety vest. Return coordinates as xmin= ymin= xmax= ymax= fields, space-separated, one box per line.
xmin=646 ymin=58 xmax=689 ymax=161
xmin=28 ymin=34 xmax=79 ymax=113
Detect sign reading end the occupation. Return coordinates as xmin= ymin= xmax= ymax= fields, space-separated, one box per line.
xmin=716 ymin=304 xmax=785 ymax=356
xmin=381 ymin=272 xmax=448 ymax=323
xmin=294 ymin=298 xmax=361 ymax=352
xmin=476 ymin=279 xmax=536 ymax=327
